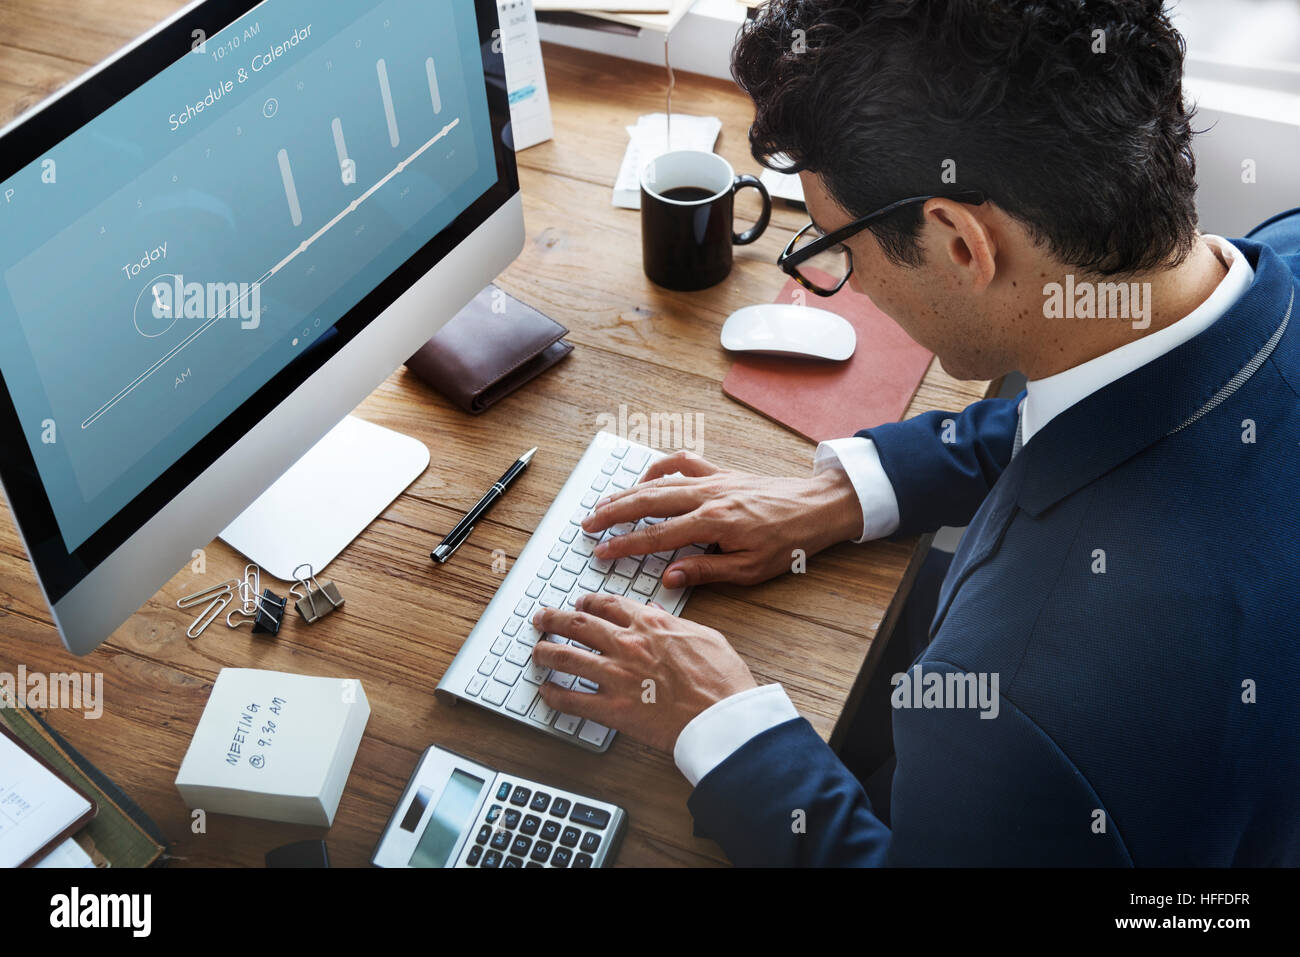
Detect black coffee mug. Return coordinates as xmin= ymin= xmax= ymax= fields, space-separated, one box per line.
xmin=640 ymin=150 xmax=772 ymax=291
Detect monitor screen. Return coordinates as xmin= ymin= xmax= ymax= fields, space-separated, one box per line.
xmin=0 ymin=0 xmax=516 ymax=604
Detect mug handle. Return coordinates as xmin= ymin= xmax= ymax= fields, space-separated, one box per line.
xmin=732 ymin=174 xmax=772 ymax=245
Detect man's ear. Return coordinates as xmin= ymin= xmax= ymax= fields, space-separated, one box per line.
xmin=923 ymin=198 xmax=998 ymax=292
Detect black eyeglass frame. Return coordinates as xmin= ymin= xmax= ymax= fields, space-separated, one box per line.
xmin=779 ymin=189 xmax=987 ymax=296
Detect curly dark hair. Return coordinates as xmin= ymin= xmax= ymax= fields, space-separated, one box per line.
xmin=731 ymin=0 xmax=1200 ymax=275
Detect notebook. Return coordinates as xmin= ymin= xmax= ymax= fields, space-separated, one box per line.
xmin=722 ymin=273 xmax=934 ymax=444
xmin=0 ymin=721 xmax=96 ymax=868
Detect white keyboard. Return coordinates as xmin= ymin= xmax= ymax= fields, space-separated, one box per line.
xmin=435 ymin=432 xmax=705 ymax=752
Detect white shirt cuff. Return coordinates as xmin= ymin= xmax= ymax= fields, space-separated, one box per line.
xmin=813 ymin=437 xmax=901 ymax=542
xmin=673 ymin=683 xmax=799 ymax=787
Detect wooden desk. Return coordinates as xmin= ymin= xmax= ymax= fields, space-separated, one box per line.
xmin=0 ymin=8 xmax=991 ymax=866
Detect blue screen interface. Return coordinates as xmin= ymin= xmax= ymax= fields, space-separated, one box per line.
xmin=0 ymin=0 xmax=496 ymax=551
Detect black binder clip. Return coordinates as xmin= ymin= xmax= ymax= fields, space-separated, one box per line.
xmin=227 ymin=587 xmax=288 ymax=636
xmin=291 ymin=563 xmax=345 ymax=624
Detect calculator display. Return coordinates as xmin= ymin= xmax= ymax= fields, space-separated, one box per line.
xmin=407 ymin=770 xmax=486 ymax=867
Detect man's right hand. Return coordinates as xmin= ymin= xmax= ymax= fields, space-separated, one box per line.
xmin=580 ymin=450 xmax=864 ymax=588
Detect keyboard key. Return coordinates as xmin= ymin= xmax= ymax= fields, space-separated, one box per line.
xmin=525 ymin=578 xmax=544 ymax=599
xmin=537 ymin=561 xmax=556 ymax=580
xmin=551 ymin=798 xmax=572 ymax=818
xmin=520 ymin=814 xmax=540 ymax=836
xmin=481 ymin=681 xmax=508 ymax=706
xmin=571 ymin=507 xmax=591 ymax=524
xmin=518 ymin=624 xmax=543 ymax=646
xmin=560 ymin=826 xmax=581 ymax=847
xmin=530 ymin=792 xmax=552 ymax=813
xmin=590 ymin=472 xmax=609 ymax=492
xmin=642 ymin=556 xmax=668 ymax=577
xmin=481 ymin=850 xmax=502 ymax=868
xmin=485 ymin=804 xmax=502 ymax=824
xmin=554 ymin=713 xmax=582 ymax=735
xmin=600 ymin=458 xmax=618 ymax=474
xmin=561 ymin=552 xmax=587 ymax=575
xmin=465 ymin=674 xmax=486 ymax=697
xmin=503 ymin=856 xmax=523 ymax=868
xmin=477 ymin=656 xmax=498 ymax=677
xmin=476 ymin=824 xmax=492 ymax=845
xmin=548 ymin=543 xmax=566 ymax=562
xmin=625 ymin=449 xmax=649 ymax=471
xmin=491 ymin=635 xmax=509 ymax=655
xmin=578 ymin=720 xmax=611 ymax=747
xmin=552 ymin=570 xmax=577 ymax=592
xmin=564 ymin=592 xmax=579 ymax=609
xmin=504 ymin=808 xmax=521 ymax=829
xmin=529 ymin=696 xmax=557 ymax=725
xmin=497 ymin=782 xmax=512 ymax=800
xmin=511 ymin=835 xmax=532 ymax=857
xmin=652 ymin=549 xmax=676 ymax=561
xmin=540 ymin=819 xmax=561 ymax=841
xmin=525 ymin=861 xmax=543 ymax=868
xmin=549 ymin=671 xmax=576 ymax=690
xmin=653 ymin=582 xmax=686 ymax=610
xmin=505 ymin=641 xmax=531 ymax=666
xmin=614 ymin=557 xmax=641 ymax=578
xmin=514 ymin=598 xmax=534 ymax=617
xmin=530 ymin=841 xmax=553 ymax=863
xmin=571 ymin=803 xmax=612 ymax=829
xmin=551 ymin=847 xmax=573 ymax=868
xmin=609 ymin=445 xmax=628 ymax=459
xmin=505 ymin=681 xmax=537 ymax=715
xmin=632 ymin=573 xmax=657 ymax=595
xmin=502 ymin=615 xmax=523 ymax=636
xmin=491 ymin=829 xmax=512 ymax=850
xmin=675 ymin=545 xmax=707 ymax=559
xmin=572 ymin=536 xmax=596 ymax=557
xmin=580 ymin=831 xmax=602 ymax=854
xmin=510 ymin=786 xmax=532 ymax=806
xmin=523 ymin=659 xmax=550 ymax=684
xmin=558 ymin=525 xmax=578 ymax=543
xmin=576 ymin=677 xmax=599 ymax=692
xmin=494 ymin=663 xmax=522 ymax=686
xmin=589 ymin=555 xmax=613 ymax=574
xmin=610 ymin=471 xmax=634 ymax=489
xmin=603 ymin=575 xmax=631 ymax=595
xmin=465 ymin=845 xmax=483 ymax=866
xmin=578 ymin=568 xmax=606 ymax=591
xmin=609 ymin=522 xmax=636 ymax=537
xmin=581 ymin=490 xmax=599 ymax=509
xmin=573 ymin=853 xmax=593 ymax=868
xmin=539 ymin=586 xmax=568 ymax=608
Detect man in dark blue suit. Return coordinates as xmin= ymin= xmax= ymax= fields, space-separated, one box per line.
xmin=529 ymin=0 xmax=1300 ymax=865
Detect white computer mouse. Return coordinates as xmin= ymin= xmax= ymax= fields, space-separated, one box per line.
xmin=720 ymin=303 xmax=856 ymax=360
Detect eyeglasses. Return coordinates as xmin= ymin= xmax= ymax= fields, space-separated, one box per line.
xmin=778 ymin=189 xmax=986 ymax=296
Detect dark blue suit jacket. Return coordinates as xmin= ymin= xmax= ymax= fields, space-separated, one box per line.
xmin=689 ymin=210 xmax=1300 ymax=865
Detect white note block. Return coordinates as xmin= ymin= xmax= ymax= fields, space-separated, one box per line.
xmin=175 ymin=669 xmax=370 ymax=827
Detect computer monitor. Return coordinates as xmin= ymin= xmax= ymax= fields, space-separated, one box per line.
xmin=0 ymin=0 xmax=523 ymax=655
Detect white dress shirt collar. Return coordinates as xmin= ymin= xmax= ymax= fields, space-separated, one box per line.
xmin=1020 ymin=235 xmax=1254 ymax=445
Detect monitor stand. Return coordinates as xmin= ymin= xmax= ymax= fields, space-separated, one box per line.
xmin=219 ymin=415 xmax=430 ymax=582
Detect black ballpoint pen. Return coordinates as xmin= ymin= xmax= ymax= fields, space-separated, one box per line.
xmin=431 ymin=447 xmax=537 ymax=563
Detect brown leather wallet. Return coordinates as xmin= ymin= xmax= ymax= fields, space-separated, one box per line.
xmin=404 ymin=285 xmax=573 ymax=414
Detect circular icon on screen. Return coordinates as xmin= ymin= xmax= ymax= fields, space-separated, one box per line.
xmin=133 ymin=274 xmax=181 ymax=338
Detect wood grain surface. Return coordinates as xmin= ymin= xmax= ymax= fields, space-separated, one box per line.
xmin=0 ymin=5 xmax=991 ymax=867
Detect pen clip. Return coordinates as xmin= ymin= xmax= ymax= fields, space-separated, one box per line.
xmin=432 ymin=523 xmax=475 ymax=563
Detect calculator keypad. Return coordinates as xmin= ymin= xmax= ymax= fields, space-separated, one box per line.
xmin=458 ymin=777 xmax=620 ymax=868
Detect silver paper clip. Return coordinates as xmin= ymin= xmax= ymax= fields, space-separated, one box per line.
xmin=240 ymin=564 xmax=261 ymax=614
xmin=187 ymin=593 xmax=231 ymax=638
xmin=290 ymin=563 xmax=344 ymax=624
xmin=177 ymin=578 xmax=237 ymax=609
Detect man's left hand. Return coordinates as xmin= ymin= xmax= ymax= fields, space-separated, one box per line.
xmin=531 ymin=594 xmax=757 ymax=753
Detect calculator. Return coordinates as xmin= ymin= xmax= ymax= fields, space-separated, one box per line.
xmin=372 ymin=744 xmax=628 ymax=868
